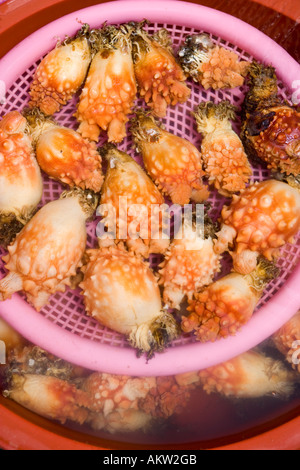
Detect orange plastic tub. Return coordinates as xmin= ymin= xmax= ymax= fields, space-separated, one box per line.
xmin=0 ymin=0 xmax=299 ymax=451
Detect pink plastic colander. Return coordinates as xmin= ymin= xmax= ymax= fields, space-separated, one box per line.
xmin=0 ymin=0 xmax=299 ymax=377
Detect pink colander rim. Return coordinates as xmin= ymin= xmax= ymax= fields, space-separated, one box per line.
xmin=0 ymin=0 xmax=299 ymax=376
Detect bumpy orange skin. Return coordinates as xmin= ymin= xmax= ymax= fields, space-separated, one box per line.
xmin=179 ymin=35 xmax=249 ymax=91
xmin=201 ymin=133 xmax=252 ymax=196
xmin=100 ymin=148 xmax=169 ymax=257
xmin=132 ymin=117 xmax=208 ymax=205
xmin=82 ymin=372 xmax=192 ymax=432
xmin=80 ymin=246 xmax=162 ymax=335
xmin=182 ymin=273 xmax=258 ymax=342
xmin=198 ymin=350 xmax=295 ymax=398
xmin=214 ymin=180 xmax=300 ymax=274
xmin=0 ymin=110 xmax=27 ymax=135
xmin=36 ymin=125 xmax=103 ymax=192
xmin=199 ymin=47 xmax=249 ymax=90
xmin=0 ymin=111 xmax=43 ymax=245
xmin=29 ymin=36 xmax=91 ymax=115
xmin=245 ymin=106 xmax=300 ymax=177
xmin=0 ymin=197 xmax=88 ymax=311
xmin=272 ymin=311 xmax=300 ymax=373
xmin=87 ymin=408 xmax=152 ymax=433
xmin=8 ymin=374 xmax=90 ymax=424
xmin=82 ymin=373 xmax=156 ymax=413
xmin=134 ymin=37 xmax=190 ymax=118
xmin=159 ymin=235 xmax=221 ymax=310
xmin=76 ymin=48 xmax=137 ymax=142
xmin=140 ymin=376 xmax=193 ymax=419
xmin=193 ymin=101 xmax=252 ymax=196
xmin=81 ymin=245 xmax=180 ymax=355
xmin=82 ymin=372 xmax=192 ymax=429
xmin=0 ymin=112 xmax=42 ymax=189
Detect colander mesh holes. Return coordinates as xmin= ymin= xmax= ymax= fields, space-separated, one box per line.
xmin=0 ymin=22 xmax=299 ymax=349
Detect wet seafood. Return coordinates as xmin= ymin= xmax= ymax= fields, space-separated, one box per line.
xmin=182 ymin=258 xmax=279 ymax=342
xmin=2 ymin=344 xmax=195 ymax=434
xmin=131 ymin=110 xmax=209 ymax=204
xmin=140 ymin=374 xmax=197 ymax=419
xmin=0 ymin=189 xmax=98 ymax=311
xmin=199 ymin=350 xmax=296 ymax=398
xmin=6 ymin=345 xmax=75 ymax=380
xmin=272 ymin=311 xmax=300 ymax=373
xmin=76 ymin=24 xmax=137 ymax=142
xmin=26 ymin=109 xmax=103 ymax=192
xmin=130 ymin=22 xmax=190 ymax=117
xmin=193 ymin=101 xmax=252 ymax=196
xmin=178 ymin=33 xmax=250 ymax=90
xmin=29 ymin=24 xmax=93 ymax=115
xmin=159 ymin=214 xmax=221 ymax=309
xmin=82 ymin=373 xmax=155 ymax=433
xmin=3 ymin=372 xmax=89 ymax=424
xmin=80 ymin=244 xmax=179 ymax=357
xmin=2 ymin=345 xmax=91 ymax=424
xmin=87 ymin=407 xmax=152 ymax=434
xmin=0 ymin=111 xmax=43 ymax=246
xmin=82 ymin=372 xmax=194 ymax=433
xmin=214 ymin=179 xmax=300 ymax=274
xmin=241 ymin=62 xmax=300 ymax=178
xmin=99 ymin=144 xmax=169 ymax=257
